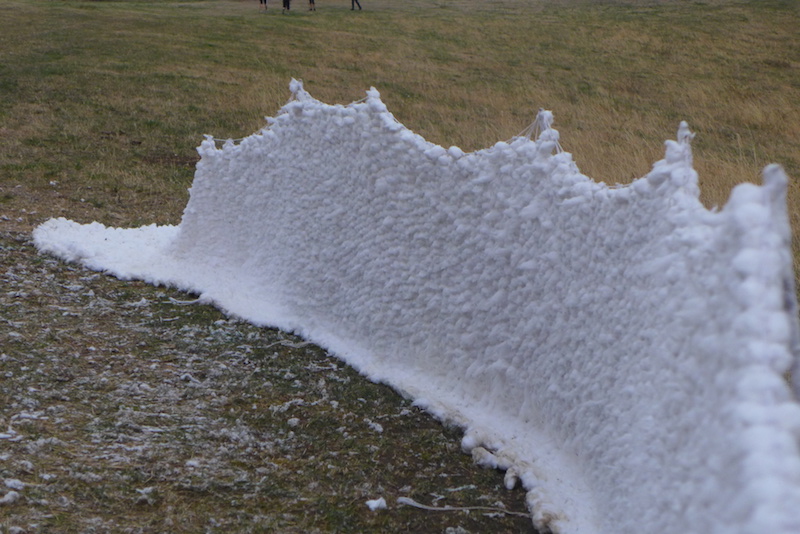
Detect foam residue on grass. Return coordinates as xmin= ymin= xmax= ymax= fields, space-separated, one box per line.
xmin=33 ymin=82 xmax=800 ymax=534
xmin=1 ymin=232 xmax=535 ymax=533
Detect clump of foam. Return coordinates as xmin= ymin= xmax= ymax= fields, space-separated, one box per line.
xmin=33 ymin=80 xmax=800 ymax=534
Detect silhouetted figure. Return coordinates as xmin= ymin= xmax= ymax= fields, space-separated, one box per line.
xmin=260 ymin=0 xmax=267 ymax=10
xmin=351 ymin=0 xmax=361 ymax=9
xmin=283 ymin=0 xmax=290 ymax=12
xmin=309 ymin=0 xmax=315 ymax=10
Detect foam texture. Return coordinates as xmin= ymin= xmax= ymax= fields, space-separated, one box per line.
xmin=33 ymin=81 xmax=800 ymax=533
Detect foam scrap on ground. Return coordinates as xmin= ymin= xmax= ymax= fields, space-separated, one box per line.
xmin=33 ymin=80 xmax=800 ymax=534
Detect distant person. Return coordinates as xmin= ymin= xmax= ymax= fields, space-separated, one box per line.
xmin=309 ymin=0 xmax=315 ymax=10
xmin=283 ymin=0 xmax=290 ymax=13
xmin=351 ymin=0 xmax=361 ymax=9
xmin=260 ymin=0 xmax=268 ymax=10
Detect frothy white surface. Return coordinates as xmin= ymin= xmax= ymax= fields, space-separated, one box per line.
xmin=34 ymin=81 xmax=800 ymax=534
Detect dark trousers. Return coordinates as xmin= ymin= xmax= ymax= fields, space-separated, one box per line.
xmin=351 ymin=0 xmax=361 ymax=9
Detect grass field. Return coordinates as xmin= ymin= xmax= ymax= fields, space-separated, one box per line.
xmin=2 ymin=0 xmax=799 ymax=233
xmin=1 ymin=0 xmax=799 ymax=532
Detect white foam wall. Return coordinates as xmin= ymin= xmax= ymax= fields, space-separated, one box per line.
xmin=34 ymin=81 xmax=800 ymax=534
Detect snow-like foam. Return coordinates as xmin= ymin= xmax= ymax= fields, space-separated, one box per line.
xmin=33 ymin=81 xmax=800 ymax=534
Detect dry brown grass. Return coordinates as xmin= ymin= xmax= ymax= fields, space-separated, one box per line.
xmin=2 ymin=0 xmax=798 ymax=246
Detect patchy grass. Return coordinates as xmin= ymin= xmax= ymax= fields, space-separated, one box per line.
xmin=0 ymin=232 xmax=535 ymax=533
